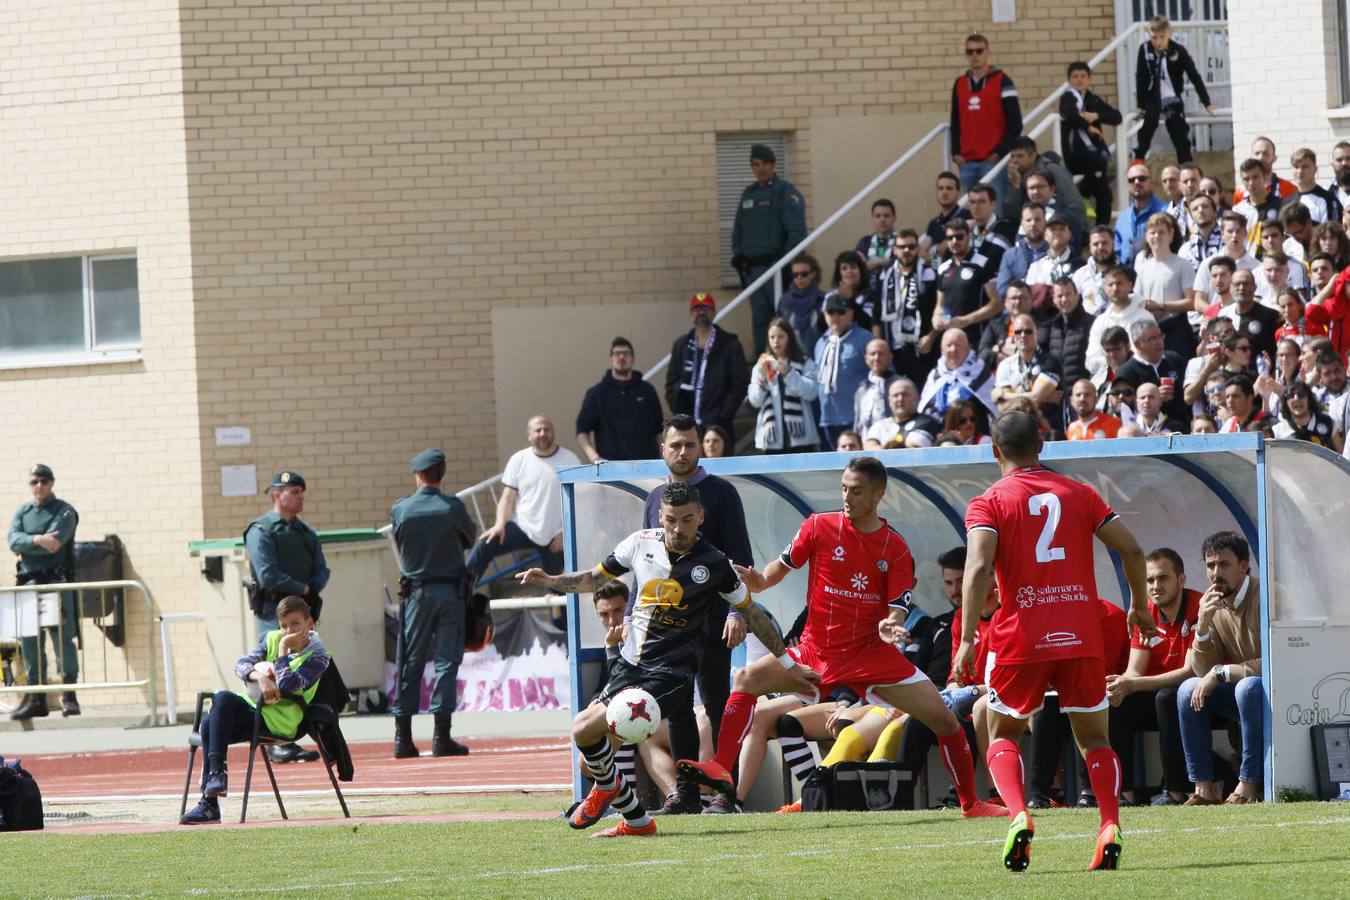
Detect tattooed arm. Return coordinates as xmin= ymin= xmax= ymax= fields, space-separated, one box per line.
xmin=517 ymin=566 xmax=617 ymax=595
xmin=737 ymin=598 xmax=787 ymax=659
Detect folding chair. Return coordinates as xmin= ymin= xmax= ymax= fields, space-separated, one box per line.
xmin=180 ymin=667 xmax=352 ymax=823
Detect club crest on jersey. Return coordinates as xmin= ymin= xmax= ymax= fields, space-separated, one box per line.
xmin=877 ymin=560 xmax=888 ymax=573
xmin=851 ymin=572 xmax=869 ymax=591
xmin=690 ymin=565 xmax=710 ymax=584
xmin=832 ymin=545 xmax=846 ymax=561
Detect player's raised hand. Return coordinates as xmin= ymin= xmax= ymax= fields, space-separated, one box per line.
xmin=733 ymin=564 xmax=768 ymax=593
xmin=951 ymin=639 xmax=976 ymax=687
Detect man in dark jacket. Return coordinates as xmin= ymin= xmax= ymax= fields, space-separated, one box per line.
xmin=1039 ymin=277 xmax=1096 ymax=431
xmin=576 ymin=336 xmax=664 ymax=462
xmin=1133 ymin=16 xmax=1214 ymax=164
xmin=665 ymin=293 xmax=751 ymax=445
xmin=1059 ymin=61 xmax=1122 ymax=226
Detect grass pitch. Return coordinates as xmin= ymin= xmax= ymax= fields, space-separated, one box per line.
xmin=11 ymin=798 xmax=1350 ymax=898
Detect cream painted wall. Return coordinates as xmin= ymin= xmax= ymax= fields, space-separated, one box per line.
xmin=806 ymin=113 xmax=952 ymax=262
xmin=490 ymin=299 xmax=753 ymax=467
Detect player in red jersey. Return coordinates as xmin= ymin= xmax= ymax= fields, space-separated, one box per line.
xmin=679 ymin=456 xmax=1003 ymax=818
xmin=953 ymin=412 xmax=1154 ymax=872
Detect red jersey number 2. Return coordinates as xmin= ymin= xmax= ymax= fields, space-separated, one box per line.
xmin=1028 ymin=492 xmax=1066 ymax=564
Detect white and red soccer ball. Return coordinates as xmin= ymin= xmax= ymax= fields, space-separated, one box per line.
xmin=606 ymin=688 xmax=660 ymax=743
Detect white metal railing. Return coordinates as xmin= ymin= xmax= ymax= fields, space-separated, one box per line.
xmin=0 ymin=578 xmax=160 ymax=724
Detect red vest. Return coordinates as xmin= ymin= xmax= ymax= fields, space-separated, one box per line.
xmin=955 ymin=69 xmax=1009 ymax=160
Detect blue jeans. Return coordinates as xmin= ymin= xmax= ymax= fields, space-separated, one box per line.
xmin=200 ymin=690 xmax=263 ymax=762
xmin=959 ymin=160 xmax=993 ymax=191
xmin=392 ymin=583 xmax=465 ymax=716
xmin=465 ymin=521 xmax=563 ymax=582
xmin=1178 ymin=675 xmax=1266 ymax=784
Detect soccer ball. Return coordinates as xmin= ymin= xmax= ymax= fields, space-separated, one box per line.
xmin=606 ymin=688 xmax=661 ymax=743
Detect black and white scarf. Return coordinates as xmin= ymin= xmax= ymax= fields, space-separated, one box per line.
xmin=679 ymin=327 xmax=716 ymax=423
xmin=878 ymin=262 xmax=925 ymax=345
xmin=759 ymin=364 xmax=811 ymax=449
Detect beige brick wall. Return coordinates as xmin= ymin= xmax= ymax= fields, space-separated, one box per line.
xmin=180 ymin=0 xmax=1116 ymax=514
xmin=0 ymin=1 xmax=201 ymax=709
xmin=1 ymin=0 xmax=1118 ymax=707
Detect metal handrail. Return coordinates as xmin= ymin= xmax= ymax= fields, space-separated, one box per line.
xmin=0 ymin=578 xmax=160 ymax=725
xmin=642 ymin=122 xmax=953 ymax=385
xmin=1113 ymin=111 xmax=1234 ymax=212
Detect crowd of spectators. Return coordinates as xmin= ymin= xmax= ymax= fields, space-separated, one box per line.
xmin=570 ymin=20 xmax=1350 ymax=466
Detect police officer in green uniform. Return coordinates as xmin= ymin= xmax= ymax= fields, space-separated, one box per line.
xmin=243 ymin=469 xmax=329 ymax=762
xmin=731 ymin=144 xmax=808 ymax=356
xmin=7 ymin=464 xmax=80 ymax=720
xmin=390 ymin=448 xmax=477 ymax=759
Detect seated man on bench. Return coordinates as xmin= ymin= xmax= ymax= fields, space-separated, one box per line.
xmin=181 ymin=595 xmax=330 ymax=825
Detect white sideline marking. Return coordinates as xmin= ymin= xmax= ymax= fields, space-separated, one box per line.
xmin=44 ymin=783 xmax=570 ymax=804
xmin=471 ymin=814 xmax=1350 ymax=880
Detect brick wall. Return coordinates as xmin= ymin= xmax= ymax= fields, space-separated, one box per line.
xmin=180 ymin=0 xmax=1116 ymax=534
xmin=0 ymin=1 xmax=201 ymax=708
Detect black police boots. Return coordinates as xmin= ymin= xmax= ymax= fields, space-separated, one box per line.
xmin=61 ymin=675 xmax=80 ymax=717
xmin=10 ymin=693 xmax=49 ymax=720
xmin=432 ymin=712 xmax=469 ymax=757
xmin=393 ymin=714 xmax=420 ymax=759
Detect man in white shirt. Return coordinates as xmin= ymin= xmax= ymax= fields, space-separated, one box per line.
xmin=1072 ymin=226 xmax=1118 ymax=316
xmin=1085 ymin=266 xmax=1156 ymax=376
xmin=466 ymin=415 xmax=579 ymax=582
xmin=1190 ymin=213 xmax=1259 ymax=312
xmin=853 ymin=339 xmax=896 ymax=436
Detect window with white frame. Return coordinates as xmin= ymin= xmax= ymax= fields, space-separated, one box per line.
xmin=0 ymin=255 xmax=140 ymax=363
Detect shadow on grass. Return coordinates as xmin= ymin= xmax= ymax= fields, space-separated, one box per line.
xmin=654 ymin=813 xmax=959 ymax=838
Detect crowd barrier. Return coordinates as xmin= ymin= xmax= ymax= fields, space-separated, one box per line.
xmin=0 ymin=578 xmax=160 ymax=725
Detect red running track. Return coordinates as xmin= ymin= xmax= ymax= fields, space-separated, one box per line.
xmin=22 ymin=737 xmax=573 ymax=800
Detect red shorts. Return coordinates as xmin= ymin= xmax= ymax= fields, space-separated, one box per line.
xmin=788 ymin=637 xmax=924 ymax=707
xmin=985 ymin=654 xmax=1107 ymax=718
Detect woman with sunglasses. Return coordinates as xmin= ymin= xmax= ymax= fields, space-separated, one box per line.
xmin=777 ymin=253 xmax=825 ymax=353
xmin=940 ymin=399 xmax=992 ymax=445
xmin=748 ymin=317 xmax=820 ymax=454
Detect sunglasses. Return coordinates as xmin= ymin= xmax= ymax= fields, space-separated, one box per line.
xmin=790 ymin=270 xmax=813 ymax=278
xmin=824 ymin=309 xmax=848 ymax=316
xmin=895 ymin=244 xmax=918 ymax=251
xmin=1111 ymin=390 xmax=1135 ymax=398
xmin=1127 ymin=175 xmax=1150 ymax=184
xmin=956 ymin=416 xmax=976 ymax=425
xmin=965 ymin=47 xmax=986 ymax=55
xmin=610 ymin=349 xmax=634 ymax=357
xmin=29 ymin=478 xmax=50 ymax=486
xmin=1012 ymin=328 xmax=1036 ymax=335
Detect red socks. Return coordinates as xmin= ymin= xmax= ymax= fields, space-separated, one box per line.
xmin=713 ymin=691 xmax=756 ymax=771
xmin=937 ymin=729 xmax=980 ymax=810
xmin=1085 ymin=746 xmax=1122 ymax=828
xmin=986 ymin=738 xmax=1027 ymax=818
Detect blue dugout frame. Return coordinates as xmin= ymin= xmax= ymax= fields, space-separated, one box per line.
xmin=559 ymin=432 xmax=1274 ymax=800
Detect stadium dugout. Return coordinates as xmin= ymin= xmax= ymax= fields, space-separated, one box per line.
xmin=558 ymin=433 xmax=1350 ymax=804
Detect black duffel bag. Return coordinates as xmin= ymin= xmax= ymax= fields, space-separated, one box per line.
xmin=0 ymin=759 xmax=43 ymax=831
xmin=800 ymin=761 xmax=915 ymax=813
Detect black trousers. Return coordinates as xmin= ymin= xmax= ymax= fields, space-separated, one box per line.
xmin=1109 ymin=685 xmax=1189 ymax=795
xmin=670 ymin=608 xmax=733 ymax=798
xmin=1028 ymin=697 xmax=1077 ymax=796
xmin=1135 ymin=102 xmax=1193 ymax=164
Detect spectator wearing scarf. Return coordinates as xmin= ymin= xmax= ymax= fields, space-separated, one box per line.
xmin=664 ymin=293 xmax=751 ymax=444
xmin=748 ymin=317 xmax=820 ymax=453
xmin=919 ymin=327 xmax=999 ymax=430
xmin=814 ymin=294 xmax=873 ymax=448
xmin=777 ymin=253 xmax=825 ymax=354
